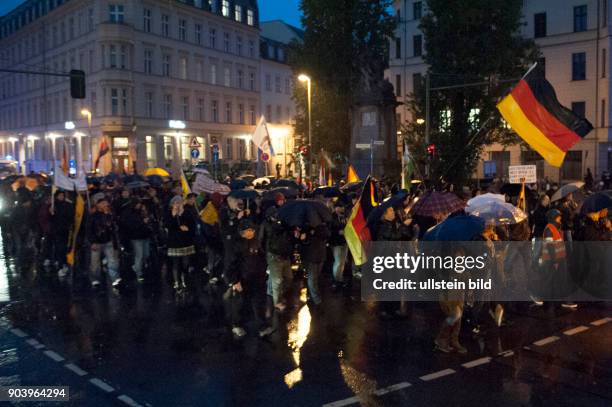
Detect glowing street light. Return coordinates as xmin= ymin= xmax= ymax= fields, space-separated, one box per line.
xmin=64 ymin=121 xmax=75 ymax=130
xmin=416 ymin=118 xmax=425 ymax=125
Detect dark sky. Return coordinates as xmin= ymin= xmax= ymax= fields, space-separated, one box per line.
xmin=0 ymin=0 xmax=303 ymax=27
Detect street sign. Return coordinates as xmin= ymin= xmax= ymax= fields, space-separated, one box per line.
xmin=189 ymin=137 xmax=201 ymax=148
xmin=190 ymin=148 xmax=200 ymax=159
xmin=373 ymin=140 xmax=385 ymax=146
xmin=509 ymin=165 xmax=537 ymax=184
xmin=261 ymin=152 xmax=270 ymax=162
xmin=356 ymin=143 xmax=371 ymax=150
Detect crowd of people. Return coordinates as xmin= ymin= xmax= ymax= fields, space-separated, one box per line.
xmin=0 ymin=172 xmax=610 ymax=351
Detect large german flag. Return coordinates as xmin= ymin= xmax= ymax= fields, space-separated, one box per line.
xmin=344 ymin=176 xmax=378 ymax=266
xmin=497 ymin=66 xmax=593 ymax=167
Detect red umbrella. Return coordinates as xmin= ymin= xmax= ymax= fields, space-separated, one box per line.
xmin=411 ymin=191 xmax=466 ymax=218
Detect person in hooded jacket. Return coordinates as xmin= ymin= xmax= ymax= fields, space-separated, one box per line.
xmin=49 ymin=190 xmax=74 ymax=275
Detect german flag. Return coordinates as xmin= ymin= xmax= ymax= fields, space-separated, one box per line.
xmin=344 ymin=176 xmax=378 ymax=266
xmin=497 ymin=66 xmax=593 ymax=167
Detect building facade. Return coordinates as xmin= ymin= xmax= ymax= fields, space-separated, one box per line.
xmin=259 ymin=20 xmax=303 ymax=178
xmin=0 ymin=0 xmax=261 ymax=177
xmin=387 ymin=0 xmax=612 ymax=182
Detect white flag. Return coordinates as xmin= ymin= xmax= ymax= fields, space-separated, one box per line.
xmin=54 ymin=165 xmax=88 ymax=191
xmin=252 ymin=116 xmax=275 ymax=157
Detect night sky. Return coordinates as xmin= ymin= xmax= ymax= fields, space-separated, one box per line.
xmin=0 ymin=0 xmax=303 ymax=27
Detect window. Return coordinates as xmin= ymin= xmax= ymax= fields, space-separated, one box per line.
xmin=572 ymin=52 xmax=586 ymax=80
xmin=237 ymin=70 xmax=244 ymax=88
xmin=179 ymin=19 xmax=186 ymax=41
xmin=110 ymin=44 xmax=117 ymax=68
xmin=248 ymin=40 xmax=255 ymax=57
xmin=571 ymin=101 xmax=586 ymax=118
xmin=249 ymin=105 xmax=256 ymax=124
xmin=209 ymin=28 xmax=216 ymax=48
xmin=111 ymin=88 xmax=119 ymax=115
xmin=413 ymin=1 xmax=422 ymax=19
xmin=211 ymin=64 xmax=217 ymax=84
xmin=276 ymin=106 xmax=282 ymax=123
xmin=395 ymin=74 xmax=402 ymax=97
xmin=163 ymin=54 xmax=171 ymax=76
xmin=574 ymin=5 xmax=587 ymax=32
xmin=181 ymin=96 xmax=189 ymax=120
xmin=249 ymin=72 xmax=255 ymax=90
xmin=145 ymin=91 xmax=153 ymax=117
xmin=561 ymin=150 xmax=583 ymax=180
xmin=146 ymin=135 xmax=157 ymax=167
xmin=225 ymin=138 xmax=233 ymax=160
xmin=197 ymin=98 xmax=205 ymax=121
xmin=179 ymin=57 xmax=188 ymax=79
xmin=247 ymin=9 xmax=254 ymax=26
xmin=121 ymin=89 xmax=128 ymax=115
xmin=602 ymin=99 xmax=606 ymax=127
xmin=278 ymin=48 xmax=285 ymax=61
xmin=224 ymin=32 xmax=230 ymax=52
xmin=120 ymin=45 xmax=127 ymax=69
xmin=224 ymin=67 xmax=231 ymax=87
xmin=195 ymin=23 xmax=202 ymax=44
xmin=534 ymin=13 xmax=546 ymax=38
xmin=395 ymin=38 xmax=401 ymax=59
xmin=275 ymin=76 xmax=281 ymax=93
xmin=266 ymin=104 xmax=272 ymax=121
xmin=164 ymin=136 xmax=174 ymax=162
xmin=109 ymin=4 xmax=124 ymax=23
xmin=222 ymin=0 xmax=230 ymax=17
xmin=603 ymin=48 xmax=607 ymax=78
xmin=144 ymin=49 xmax=153 ymax=74
xmin=265 ymin=74 xmax=271 ymax=91
xmin=88 ymin=8 xmax=94 ymax=31
xmin=412 ymin=72 xmax=422 ymax=95
xmin=143 ymin=8 xmax=151 ymax=32
xmin=211 ymin=100 xmax=218 ymax=122
xmin=163 ymin=94 xmax=172 ymax=119
xmin=236 ymin=36 xmax=242 ymax=55
xmin=196 ymin=61 xmax=203 ymax=81
xmin=413 ymin=35 xmax=422 ymax=57
xmin=162 ymin=14 xmax=169 ymax=37
xmin=238 ymin=104 xmax=244 ymax=124
xmin=235 ymin=5 xmax=242 ymax=22
xmin=285 ymin=78 xmax=290 ymax=94
xmin=68 ymin=17 xmax=74 ymax=39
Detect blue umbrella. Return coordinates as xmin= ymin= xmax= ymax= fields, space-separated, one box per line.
xmin=422 ymin=215 xmax=485 ymax=241
xmin=230 ymin=179 xmax=249 ymax=190
xmin=580 ymin=191 xmax=612 ymax=214
xmin=366 ymin=191 xmax=409 ymax=229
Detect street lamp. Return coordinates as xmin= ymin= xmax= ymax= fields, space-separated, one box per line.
xmin=81 ymin=109 xmax=93 ymax=172
xmin=64 ymin=121 xmax=75 ymax=130
xmin=298 ymin=74 xmax=312 ymax=177
xmin=416 ymin=118 xmax=425 ymax=125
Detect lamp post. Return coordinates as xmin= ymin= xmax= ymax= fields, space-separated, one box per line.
xmin=298 ymin=74 xmax=312 ymax=177
xmin=81 ymin=109 xmax=93 ymax=172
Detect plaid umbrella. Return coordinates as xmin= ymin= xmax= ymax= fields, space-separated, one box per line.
xmin=411 ymin=191 xmax=465 ymax=217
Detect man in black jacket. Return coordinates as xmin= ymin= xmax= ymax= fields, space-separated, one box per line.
xmin=329 ymin=201 xmax=348 ymax=289
xmin=121 ymin=200 xmax=152 ymax=282
xmin=89 ymin=197 xmax=121 ymax=289
xmin=300 ymin=223 xmax=330 ymax=305
xmin=50 ymin=190 xmax=74 ymax=275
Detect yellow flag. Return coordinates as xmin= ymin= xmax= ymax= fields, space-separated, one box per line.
xmin=180 ymin=170 xmax=191 ymax=197
xmin=327 ymin=172 xmax=333 ymax=187
xmin=66 ymin=193 xmax=85 ymax=267
xmin=200 ymin=201 xmax=219 ymax=225
xmin=347 ymin=165 xmax=360 ymax=183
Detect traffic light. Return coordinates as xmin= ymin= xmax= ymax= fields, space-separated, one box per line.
xmin=70 ymin=70 xmax=86 ymax=99
xmin=427 ymin=143 xmax=436 ymax=159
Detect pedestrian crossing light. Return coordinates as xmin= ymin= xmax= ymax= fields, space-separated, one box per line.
xmin=427 ymin=143 xmax=436 ymax=159
xmin=70 ymin=70 xmax=86 ymax=99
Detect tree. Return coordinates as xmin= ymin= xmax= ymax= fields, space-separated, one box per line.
xmin=289 ymin=0 xmax=396 ymax=158
xmin=402 ymin=0 xmax=539 ymax=186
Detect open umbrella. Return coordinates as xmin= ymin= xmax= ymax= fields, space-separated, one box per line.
xmin=230 ymin=179 xmax=249 ymax=190
xmin=123 ymin=174 xmax=148 ymax=184
xmin=228 ymin=189 xmax=259 ymax=200
xmin=102 ymin=172 xmax=120 ymax=184
xmin=366 ymin=191 xmax=409 ymax=228
xmin=146 ymin=174 xmax=165 ymax=185
xmin=126 ymin=180 xmax=150 ymax=189
xmin=237 ymin=174 xmax=256 ymax=183
xmin=340 ymin=181 xmax=364 ymax=193
xmin=277 ymin=199 xmax=332 ymax=228
xmin=11 ymin=176 xmax=42 ymax=191
xmin=314 ymin=186 xmax=341 ymax=198
xmin=466 ymin=201 xmax=527 ymax=225
xmin=467 ymin=193 xmax=506 ymax=208
xmin=411 ymin=191 xmax=465 ymax=218
xmin=422 ymin=215 xmax=485 ymax=241
xmin=253 ymin=176 xmax=274 ymax=188
xmin=144 ymin=168 xmax=170 ymax=177
xmin=580 ymin=191 xmax=612 ymax=214
xmin=273 ymin=179 xmax=303 ymax=190
xmin=550 ymin=181 xmax=584 ymax=202
xmin=263 ymin=187 xmax=298 ymax=200
xmin=500 ymin=183 xmax=532 ymax=196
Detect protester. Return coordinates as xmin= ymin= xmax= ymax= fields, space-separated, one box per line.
xmin=166 ymin=195 xmax=196 ymax=291
xmin=49 ymin=190 xmax=74 ymax=276
xmin=121 ymin=199 xmax=153 ymax=282
xmin=89 ymin=197 xmax=121 ymax=289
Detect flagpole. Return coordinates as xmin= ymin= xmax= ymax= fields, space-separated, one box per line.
xmin=521 ymin=62 xmax=538 ymax=80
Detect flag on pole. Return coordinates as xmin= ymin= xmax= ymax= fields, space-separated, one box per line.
xmin=94 ymin=137 xmax=110 ymax=170
xmin=497 ymin=64 xmax=593 ymax=167
xmin=180 ymin=170 xmax=191 ymax=197
xmin=54 ymin=164 xmax=88 ymax=191
xmin=344 ymin=176 xmax=378 ymax=266
xmin=401 ymin=142 xmax=414 ymax=190
xmin=327 ymin=171 xmax=333 ymax=187
xmin=61 ymin=141 xmax=69 ymax=175
xmin=517 ymin=182 xmax=526 ymax=212
xmin=66 ymin=191 xmax=85 ymax=267
xmin=252 ymin=116 xmax=275 ymax=157
xmin=318 ymin=156 xmax=326 ymax=186
xmin=347 ymin=164 xmax=360 ymax=183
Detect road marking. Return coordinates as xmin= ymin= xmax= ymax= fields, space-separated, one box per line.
xmin=533 ymin=336 xmax=559 ymax=346
xmin=590 ymin=317 xmax=612 ymax=326
xmin=64 ymin=363 xmax=88 ymax=377
xmin=419 ymin=369 xmax=456 ymax=381
xmin=563 ymin=326 xmax=589 ymax=336
xmin=322 ymin=382 xmax=412 ymax=407
xmin=25 ymin=338 xmax=45 ymax=349
xmin=462 ymin=357 xmax=492 ymax=369
xmin=10 ymin=328 xmax=28 ymax=337
xmin=89 ymin=378 xmax=114 ymax=393
xmin=43 ymin=350 xmax=65 ymax=362
xmin=118 ymin=395 xmax=143 ymax=407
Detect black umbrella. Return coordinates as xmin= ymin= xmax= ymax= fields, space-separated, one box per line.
xmin=314 ymin=186 xmax=341 ymax=198
xmin=273 ymin=179 xmax=302 ymax=189
xmin=366 ymin=191 xmax=409 ymax=229
xmin=228 ymin=189 xmax=259 ymax=200
xmin=340 ymin=181 xmax=364 ymax=193
xmin=580 ymin=191 xmax=612 ymax=214
xmin=126 ymin=180 xmax=150 ymax=189
xmin=230 ymin=179 xmax=249 ymax=190
xmin=277 ymin=199 xmax=332 ymax=228
xmin=263 ymin=187 xmax=298 ymax=200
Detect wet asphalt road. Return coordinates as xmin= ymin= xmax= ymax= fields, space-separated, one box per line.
xmin=0 ymin=231 xmax=611 ymax=407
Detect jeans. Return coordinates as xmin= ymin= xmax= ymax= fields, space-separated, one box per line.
xmin=90 ymin=242 xmax=120 ymax=283
xmin=305 ymin=261 xmax=324 ymax=305
xmin=131 ymin=239 xmax=150 ymax=278
xmin=266 ymin=253 xmax=292 ymax=305
xmin=332 ymin=245 xmax=348 ymax=283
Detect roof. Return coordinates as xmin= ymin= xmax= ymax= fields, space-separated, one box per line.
xmin=260 ymin=20 xmax=304 ymax=45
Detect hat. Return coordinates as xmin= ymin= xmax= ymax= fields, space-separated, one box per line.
xmin=546 ymin=208 xmax=562 ymax=223
xmin=186 ymin=192 xmax=198 ymax=199
xmin=92 ymin=192 xmax=106 ymax=204
xmin=238 ymin=218 xmax=256 ymax=232
xmin=274 ymin=192 xmax=285 ymax=204
xmin=170 ymin=195 xmax=183 ymax=206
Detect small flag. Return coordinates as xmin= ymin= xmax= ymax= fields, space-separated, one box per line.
xmin=318 ymin=157 xmax=326 ymax=186
xmin=94 ymin=137 xmax=110 ymax=170
xmin=66 ymin=191 xmax=85 ymax=267
xmin=344 ymin=176 xmax=378 ymax=266
xmin=497 ymin=64 xmax=593 ymax=167
xmin=200 ymin=201 xmax=219 ymax=225
xmin=327 ymin=171 xmax=333 ymax=187
xmin=347 ymin=164 xmax=360 ymax=183
xmin=252 ymin=116 xmax=275 ymax=157
xmin=517 ymin=182 xmax=526 ymax=212
xmin=61 ymin=141 xmax=69 ymax=175
xmin=180 ymin=170 xmax=191 ymax=197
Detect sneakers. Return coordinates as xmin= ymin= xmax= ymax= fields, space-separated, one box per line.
xmin=91 ymin=280 xmax=101 ymax=288
xmin=530 ymin=295 xmax=544 ymax=306
xmin=112 ymin=278 xmax=122 ymax=288
xmin=173 ymin=281 xmax=180 ymax=290
xmin=58 ymin=266 xmax=69 ymax=278
xmin=561 ymin=302 xmax=578 ymax=309
xmin=451 ymin=341 xmax=467 ymax=354
xmin=258 ymin=326 xmax=275 ymax=338
xmin=434 ymin=338 xmax=452 ymax=353
xmin=43 ymin=259 xmax=51 ymax=267
xmin=137 ymin=277 xmax=145 ymax=283
xmin=232 ymin=326 xmax=247 ymax=338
